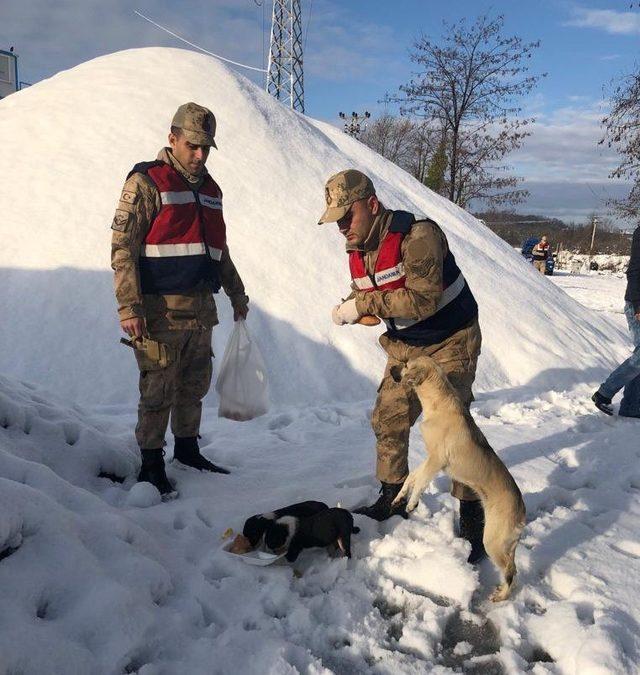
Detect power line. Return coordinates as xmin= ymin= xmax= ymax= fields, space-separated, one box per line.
xmin=134 ymin=10 xmax=267 ymax=73
xmin=303 ymin=0 xmax=314 ymax=52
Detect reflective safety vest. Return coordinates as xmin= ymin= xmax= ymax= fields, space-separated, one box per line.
xmin=349 ymin=211 xmax=478 ymax=345
xmin=128 ymin=160 xmax=226 ymax=294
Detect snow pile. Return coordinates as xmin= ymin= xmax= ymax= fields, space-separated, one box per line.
xmin=0 ymin=47 xmax=628 ymax=405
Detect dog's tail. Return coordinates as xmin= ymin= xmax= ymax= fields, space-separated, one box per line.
xmin=352 ymin=526 xmax=360 ymax=534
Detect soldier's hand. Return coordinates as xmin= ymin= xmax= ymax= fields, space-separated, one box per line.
xmin=332 ymin=299 xmax=360 ymax=325
xmin=234 ymin=305 xmax=249 ymax=322
xmin=121 ymin=317 xmax=146 ymax=338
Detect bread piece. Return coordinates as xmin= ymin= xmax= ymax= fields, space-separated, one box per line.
xmin=229 ymin=533 xmax=253 ymax=554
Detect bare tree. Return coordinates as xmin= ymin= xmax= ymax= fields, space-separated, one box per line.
xmin=398 ymin=14 xmax=544 ymax=208
xmin=601 ymin=70 xmax=640 ymax=220
xmin=406 ymin=123 xmax=443 ymax=187
xmin=359 ymin=115 xmax=442 ymax=188
xmin=359 ymin=114 xmax=415 ymax=166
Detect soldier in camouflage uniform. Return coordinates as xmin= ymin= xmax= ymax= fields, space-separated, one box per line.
xmin=320 ymin=169 xmax=486 ymax=562
xmin=111 ymin=102 xmax=249 ymax=498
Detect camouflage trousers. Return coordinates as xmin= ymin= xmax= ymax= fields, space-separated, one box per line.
xmin=134 ymin=328 xmax=213 ymax=449
xmin=372 ymin=319 xmax=482 ymax=501
xmin=533 ymin=260 xmax=546 ymax=274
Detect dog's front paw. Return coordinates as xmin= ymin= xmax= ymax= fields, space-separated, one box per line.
xmin=406 ymin=486 xmax=425 ymax=512
xmin=392 ymin=476 xmax=414 ymax=507
xmin=405 ymin=474 xmax=431 ymax=511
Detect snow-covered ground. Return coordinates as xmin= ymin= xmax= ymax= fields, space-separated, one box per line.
xmin=1 ymin=271 xmax=638 ymax=674
xmin=552 ymin=271 xmax=630 ymax=319
xmin=2 ymin=49 xmax=640 ymax=674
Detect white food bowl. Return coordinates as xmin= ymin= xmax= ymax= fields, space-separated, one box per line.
xmin=220 ymin=540 xmax=286 ymax=566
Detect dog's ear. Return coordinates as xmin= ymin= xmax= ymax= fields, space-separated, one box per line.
xmin=389 ymin=364 xmax=404 ymax=383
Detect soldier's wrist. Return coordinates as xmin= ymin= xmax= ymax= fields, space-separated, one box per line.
xmin=118 ymin=306 xmax=145 ymax=322
xmin=354 ymin=295 xmax=369 ymax=316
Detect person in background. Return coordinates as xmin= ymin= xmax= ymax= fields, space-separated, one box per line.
xmin=592 ymin=223 xmax=640 ymax=418
xmin=531 ymin=235 xmax=550 ymax=274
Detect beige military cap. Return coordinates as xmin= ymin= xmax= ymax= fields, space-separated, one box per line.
xmin=318 ymin=169 xmax=376 ymax=224
xmin=171 ymin=102 xmax=217 ymax=148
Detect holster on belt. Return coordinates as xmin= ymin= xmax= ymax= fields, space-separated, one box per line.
xmin=120 ymin=336 xmax=174 ymax=368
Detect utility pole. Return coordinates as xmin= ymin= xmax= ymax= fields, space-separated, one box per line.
xmin=266 ymin=0 xmax=304 ymax=113
xmin=590 ymin=215 xmax=598 ymax=256
xmin=339 ymin=110 xmax=370 ymax=138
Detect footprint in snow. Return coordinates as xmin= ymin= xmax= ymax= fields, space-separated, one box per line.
xmin=611 ymin=539 xmax=640 ymax=559
xmin=268 ymin=414 xmax=294 ymax=430
xmin=62 ymin=421 xmax=81 ymax=446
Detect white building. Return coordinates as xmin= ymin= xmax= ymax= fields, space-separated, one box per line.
xmin=0 ymin=49 xmax=19 ymax=99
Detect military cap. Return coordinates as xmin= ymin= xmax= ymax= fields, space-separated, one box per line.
xmin=318 ymin=169 xmax=376 ymax=224
xmin=171 ymin=102 xmax=217 ymax=148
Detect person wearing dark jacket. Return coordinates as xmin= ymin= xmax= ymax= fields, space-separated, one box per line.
xmin=592 ymin=225 xmax=640 ymax=417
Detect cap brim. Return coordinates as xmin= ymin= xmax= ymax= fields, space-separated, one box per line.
xmin=317 ymin=204 xmax=350 ymax=225
xmin=182 ymin=129 xmax=217 ymax=148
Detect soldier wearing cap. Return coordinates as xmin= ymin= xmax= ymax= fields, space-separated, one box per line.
xmin=320 ymin=169 xmax=486 ymax=561
xmin=111 ymin=102 xmax=249 ymax=498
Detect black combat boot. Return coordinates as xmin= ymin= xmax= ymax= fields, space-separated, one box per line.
xmin=592 ymin=391 xmax=613 ymax=416
xmin=353 ymin=482 xmax=409 ymax=521
xmin=173 ymin=436 xmax=230 ymax=474
xmin=459 ymin=499 xmax=486 ymax=564
xmin=138 ymin=449 xmax=177 ymax=498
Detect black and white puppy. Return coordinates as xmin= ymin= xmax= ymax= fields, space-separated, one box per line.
xmin=265 ymin=507 xmax=360 ymax=562
xmin=242 ymin=501 xmax=329 ymax=548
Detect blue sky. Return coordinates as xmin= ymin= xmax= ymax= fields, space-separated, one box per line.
xmin=2 ymin=0 xmax=639 ymax=223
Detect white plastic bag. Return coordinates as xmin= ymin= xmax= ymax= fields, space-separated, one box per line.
xmin=215 ymin=320 xmax=269 ymax=421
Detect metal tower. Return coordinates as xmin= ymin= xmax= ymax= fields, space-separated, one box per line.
xmin=266 ymin=0 xmax=304 ymax=113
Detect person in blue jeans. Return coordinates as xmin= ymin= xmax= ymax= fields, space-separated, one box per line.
xmin=593 ymin=225 xmax=640 ymax=417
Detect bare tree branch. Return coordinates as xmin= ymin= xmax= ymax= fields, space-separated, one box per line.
xmin=394 ymin=13 xmax=544 ymax=208
xmin=602 ymin=68 xmax=640 ymax=220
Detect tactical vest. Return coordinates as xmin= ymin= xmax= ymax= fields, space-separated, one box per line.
xmin=349 ymin=211 xmax=478 ymax=345
xmin=531 ymin=241 xmax=549 ymax=261
xmin=128 ymin=160 xmax=226 ymax=294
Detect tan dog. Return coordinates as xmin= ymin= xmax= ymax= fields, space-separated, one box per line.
xmin=391 ymin=356 xmax=526 ymax=602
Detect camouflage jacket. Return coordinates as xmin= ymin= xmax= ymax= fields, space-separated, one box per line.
xmin=111 ymin=148 xmax=249 ymax=331
xmin=351 ymin=208 xmax=450 ymax=321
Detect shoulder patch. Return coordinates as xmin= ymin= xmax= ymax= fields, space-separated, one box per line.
xmin=111 ymin=209 xmax=131 ymax=232
xmin=120 ymin=189 xmax=138 ymax=205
